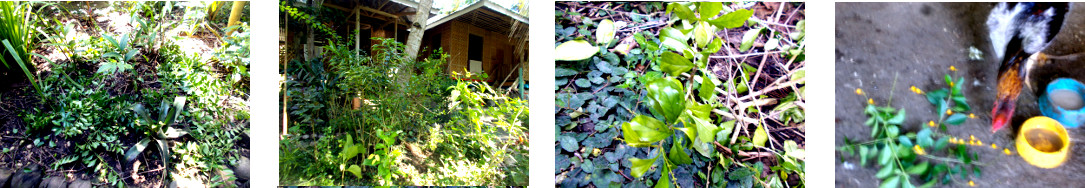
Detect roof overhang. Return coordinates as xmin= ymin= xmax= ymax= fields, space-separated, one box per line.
xmin=425 ymin=0 xmax=528 ymax=31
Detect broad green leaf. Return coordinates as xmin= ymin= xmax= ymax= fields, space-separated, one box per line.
xmin=925 ymin=89 xmax=948 ymax=105
xmin=124 ymin=138 xmax=151 ymax=162
xmin=660 ymin=52 xmax=693 ymax=76
xmin=878 ymin=145 xmax=892 ymax=165
xmin=859 ymin=146 xmax=869 ymax=166
xmin=697 ymin=2 xmax=723 ymax=19
xmin=667 ymin=2 xmax=697 ymax=21
xmin=559 ymin=135 xmax=579 ymax=152
xmin=880 ymin=175 xmax=900 ymax=188
xmin=691 ymin=136 xmax=716 ymax=157
xmin=945 ymin=114 xmax=967 ymax=125
xmin=934 ymin=137 xmax=949 ymax=150
xmin=668 ymin=138 xmax=693 ymax=165
xmin=709 ymin=9 xmax=754 ymax=29
xmin=875 ymin=164 xmax=893 ymax=179
xmin=629 ymin=155 xmax=658 ymax=178
xmin=555 ymin=40 xmax=598 ymax=61
xmin=699 ymin=73 xmax=718 ymax=101
xmin=739 ymin=28 xmax=763 ymax=52
xmin=952 ymin=96 xmax=970 ymax=111
xmin=752 ymin=124 xmax=768 ymax=147
xmin=346 ymin=165 xmax=362 ymax=178
xmin=688 ymin=112 xmax=718 ymax=143
xmin=660 ymin=27 xmax=689 ymax=42
xmin=917 ymin=128 xmax=933 ymax=148
xmin=656 ymin=165 xmax=672 ymax=188
xmin=702 ymin=36 xmax=723 ymax=54
xmin=693 ymin=21 xmax=714 ymax=48
xmin=661 ymin=37 xmax=689 ymax=53
xmin=575 ymin=78 xmax=591 ymax=88
xmin=621 ymin=115 xmax=672 ymax=147
xmin=885 ymin=126 xmax=899 ymax=139
xmin=646 ymin=77 xmax=686 ymax=124
xmin=907 ymin=162 xmax=930 ymax=175
xmin=596 ymin=19 xmax=616 ymax=45
xmin=897 ymin=136 xmax=913 ymax=147
xmin=791 ymin=70 xmax=805 ymax=84
xmin=556 ymin=67 xmax=578 ymax=77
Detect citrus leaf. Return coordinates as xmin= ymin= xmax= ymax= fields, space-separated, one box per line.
xmin=646 ymin=77 xmax=686 ymax=124
xmin=667 ymin=2 xmax=697 ymax=21
xmin=752 ymin=124 xmax=768 ymax=147
xmin=629 ymin=155 xmax=658 ymax=178
xmin=621 ymin=115 xmax=672 ymax=147
xmin=668 ymin=138 xmax=693 ymax=165
xmin=699 ymin=73 xmax=717 ymax=101
xmin=693 ymin=21 xmax=714 ymax=48
xmin=660 ymin=52 xmax=693 ymax=76
xmin=697 ymin=2 xmax=723 ymax=19
xmin=739 ymin=28 xmax=763 ymax=52
xmin=708 ymin=9 xmax=753 ymax=29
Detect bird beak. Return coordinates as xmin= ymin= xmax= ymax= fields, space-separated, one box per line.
xmin=991 ymin=51 xmax=1028 ymax=132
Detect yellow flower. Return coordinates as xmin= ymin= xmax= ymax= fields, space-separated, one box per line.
xmin=868 ymin=98 xmax=874 ymax=105
xmin=947 ymin=109 xmax=953 ymax=115
xmin=969 ymin=113 xmax=976 ymax=119
xmin=855 ymin=88 xmax=863 ymax=95
xmin=950 ymin=66 xmax=958 ymax=72
xmin=977 ymin=140 xmax=983 ymax=145
xmin=910 ymin=86 xmax=924 ymax=94
xmin=970 ymin=135 xmax=975 ymax=141
xmin=969 ymin=180 xmax=975 ymax=186
xmin=928 ymin=120 xmax=936 ymax=127
xmin=1004 ymin=148 xmax=1012 ymax=155
xmin=992 ymin=143 xmax=997 ymax=149
xmin=913 ymin=145 xmax=926 ymax=155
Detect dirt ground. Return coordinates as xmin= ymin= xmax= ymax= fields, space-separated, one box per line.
xmin=836 ymin=2 xmax=1085 ymax=187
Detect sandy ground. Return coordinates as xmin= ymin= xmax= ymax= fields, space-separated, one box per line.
xmin=836 ymin=2 xmax=1085 ymax=187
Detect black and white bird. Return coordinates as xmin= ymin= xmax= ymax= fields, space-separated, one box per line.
xmin=987 ymin=2 xmax=1071 ymax=132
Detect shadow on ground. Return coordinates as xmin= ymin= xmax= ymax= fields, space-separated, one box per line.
xmin=836 ymin=2 xmax=1085 ymax=187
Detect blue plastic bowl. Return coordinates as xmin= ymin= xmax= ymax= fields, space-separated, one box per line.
xmin=1039 ymin=78 xmax=1085 ymax=128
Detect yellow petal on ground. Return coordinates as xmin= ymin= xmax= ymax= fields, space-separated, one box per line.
xmin=855 ymin=88 xmax=863 ymax=95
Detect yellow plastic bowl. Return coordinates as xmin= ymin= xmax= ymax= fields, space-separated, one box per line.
xmin=1016 ymin=116 xmax=1071 ymax=168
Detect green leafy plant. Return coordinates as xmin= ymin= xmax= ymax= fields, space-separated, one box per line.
xmin=0 ymin=2 xmax=36 ymax=74
xmin=363 ymin=129 xmax=402 ymax=184
xmin=556 ymin=2 xmax=810 ymax=188
xmin=839 ymin=72 xmax=982 ymax=188
xmin=125 ymin=96 xmax=189 ymax=184
xmin=97 ymin=34 xmax=138 ymax=75
xmin=0 ymin=39 xmax=41 ymax=97
xmin=616 ymin=2 xmax=755 ymax=187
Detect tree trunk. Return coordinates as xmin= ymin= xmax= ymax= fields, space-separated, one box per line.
xmin=226 ymin=1 xmax=248 ymax=36
xmin=398 ymin=0 xmax=433 ymax=89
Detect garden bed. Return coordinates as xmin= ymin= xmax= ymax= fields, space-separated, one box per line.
xmin=555 ymin=2 xmax=805 ymax=188
xmin=0 ymin=2 xmax=249 ymax=187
